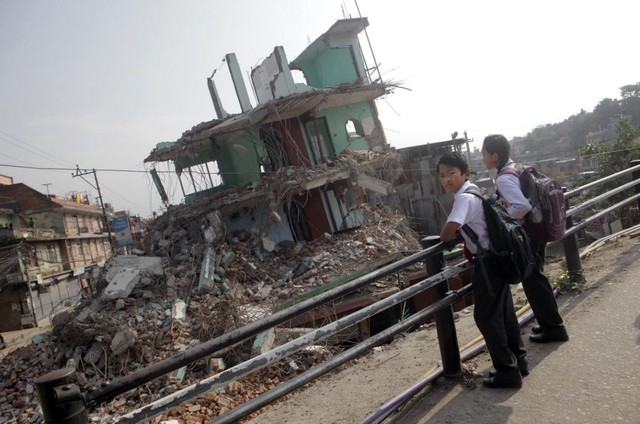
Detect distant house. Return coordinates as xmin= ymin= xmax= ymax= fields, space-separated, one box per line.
xmin=145 ymin=18 xmax=395 ymax=244
xmin=0 ymin=183 xmax=112 ymax=331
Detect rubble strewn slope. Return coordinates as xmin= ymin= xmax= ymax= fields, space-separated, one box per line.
xmin=1 ymin=193 xmax=422 ymax=423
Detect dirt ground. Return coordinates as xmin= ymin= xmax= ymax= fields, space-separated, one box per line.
xmin=247 ymin=232 xmax=640 ymax=424
xmin=0 ymin=317 xmax=54 ymax=361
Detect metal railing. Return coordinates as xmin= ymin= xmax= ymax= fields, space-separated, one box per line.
xmin=35 ymin=239 xmax=469 ymax=423
xmin=561 ymin=161 xmax=640 ymax=282
xmin=33 ymin=160 xmax=640 ymax=423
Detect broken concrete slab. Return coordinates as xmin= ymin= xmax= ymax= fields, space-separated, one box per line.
xmin=262 ymin=237 xmax=275 ymax=252
xmin=172 ymin=300 xmax=187 ymax=320
xmin=357 ymin=174 xmax=394 ymax=195
xmin=103 ymin=268 xmax=141 ymax=300
xmin=83 ymin=342 xmax=104 ymax=365
xmin=198 ymin=248 xmax=216 ymax=292
xmin=168 ymin=366 xmax=187 ymax=385
xmin=75 ymin=303 xmax=102 ymax=323
xmin=110 ymin=328 xmax=137 ymax=356
xmin=251 ymin=328 xmax=276 ymax=357
xmin=105 ymin=256 xmax=163 ymax=281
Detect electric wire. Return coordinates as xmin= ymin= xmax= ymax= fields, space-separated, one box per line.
xmin=0 ymin=130 xmax=76 ymax=168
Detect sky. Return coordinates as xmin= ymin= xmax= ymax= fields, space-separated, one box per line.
xmin=1 ymin=0 xmax=638 ymax=218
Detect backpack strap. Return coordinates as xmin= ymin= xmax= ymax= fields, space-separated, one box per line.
xmin=460 ymin=186 xmax=495 ymax=297
xmin=460 ymin=186 xmax=484 ymax=249
xmin=497 ymin=162 xmax=522 ymax=177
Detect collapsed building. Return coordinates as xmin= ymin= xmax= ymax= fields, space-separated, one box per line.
xmin=145 ymin=18 xmax=399 ymax=246
xmin=1 ymin=18 xmax=474 ymax=423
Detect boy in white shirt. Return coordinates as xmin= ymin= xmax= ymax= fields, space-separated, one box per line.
xmin=481 ymin=134 xmax=569 ymax=343
xmin=438 ymin=152 xmax=527 ymax=388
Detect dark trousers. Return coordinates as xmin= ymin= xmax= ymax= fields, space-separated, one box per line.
xmin=472 ymin=256 xmax=526 ymax=372
xmin=522 ymin=240 xmax=564 ymax=329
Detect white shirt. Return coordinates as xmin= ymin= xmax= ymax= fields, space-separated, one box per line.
xmin=496 ymin=162 xmax=532 ymax=220
xmin=447 ymin=181 xmax=489 ymax=254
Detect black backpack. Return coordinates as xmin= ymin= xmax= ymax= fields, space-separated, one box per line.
xmin=461 ymin=188 xmax=535 ymax=291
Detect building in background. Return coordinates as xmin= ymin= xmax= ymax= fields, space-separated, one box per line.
xmin=0 ymin=182 xmax=113 ymax=331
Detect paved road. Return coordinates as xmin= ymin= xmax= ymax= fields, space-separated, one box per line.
xmin=391 ymin=238 xmax=640 ymax=424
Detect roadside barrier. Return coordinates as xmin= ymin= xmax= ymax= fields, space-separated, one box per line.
xmin=34 ymin=161 xmax=640 ymax=423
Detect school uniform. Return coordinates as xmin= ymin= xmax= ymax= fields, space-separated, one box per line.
xmin=447 ymin=181 xmax=526 ymax=378
xmin=496 ymin=162 xmax=566 ymax=337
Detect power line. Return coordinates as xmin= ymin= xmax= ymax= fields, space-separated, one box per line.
xmin=0 ymin=162 xmax=162 ymax=211
xmin=0 ymin=151 xmax=40 ymax=167
xmin=0 ymin=129 xmax=76 ymax=167
xmin=0 ymin=163 xmax=173 ymax=173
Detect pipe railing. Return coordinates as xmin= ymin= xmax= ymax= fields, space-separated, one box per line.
xmin=36 ymin=240 xmax=470 ymax=422
xmin=566 ymin=178 xmax=640 ymax=218
xmin=560 ymin=160 xmax=640 ymax=282
xmin=564 ymin=162 xmax=640 ymax=199
xmin=117 ymin=260 xmax=470 ymax=423
xmin=35 ymin=160 xmax=640 ymax=423
xmin=211 ymin=284 xmax=474 ymax=424
xmin=565 ymin=192 xmax=640 ymax=238
xmin=83 ymin=241 xmax=444 ymax=406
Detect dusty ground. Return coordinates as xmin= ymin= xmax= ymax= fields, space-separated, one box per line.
xmin=0 ymin=317 xmax=55 ymax=360
xmin=247 ymin=232 xmax=640 ymax=424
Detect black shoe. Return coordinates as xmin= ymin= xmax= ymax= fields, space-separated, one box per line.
xmin=529 ymin=326 xmax=569 ymax=343
xmin=483 ymin=370 xmax=522 ymax=389
xmin=517 ymin=356 xmax=529 ymax=376
xmin=488 ymin=356 xmax=529 ymax=378
xmin=531 ymin=325 xmax=542 ymax=334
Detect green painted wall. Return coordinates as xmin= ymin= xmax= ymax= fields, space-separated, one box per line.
xmin=316 ymin=101 xmax=375 ymax=154
xmin=216 ymin=129 xmax=262 ymax=187
xmin=304 ymin=47 xmax=359 ymax=88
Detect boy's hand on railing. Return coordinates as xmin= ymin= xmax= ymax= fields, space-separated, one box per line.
xmin=442 ymin=233 xmax=464 ymax=250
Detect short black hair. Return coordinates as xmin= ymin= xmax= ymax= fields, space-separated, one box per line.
xmin=437 ymin=151 xmax=469 ymax=174
xmin=482 ymin=134 xmax=510 ymax=167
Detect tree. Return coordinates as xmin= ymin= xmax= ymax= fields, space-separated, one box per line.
xmin=592 ymin=98 xmax=620 ymax=130
xmin=620 ymin=82 xmax=640 ymax=125
xmin=577 ymin=118 xmax=640 ymax=223
xmin=620 ymin=82 xmax=640 ymax=99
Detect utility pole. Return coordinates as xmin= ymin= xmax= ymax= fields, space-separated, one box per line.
xmin=42 ymin=183 xmax=52 ymax=196
xmin=464 ymin=131 xmax=472 ymax=166
xmin=72 ymin=166 xmax=113 ymax=244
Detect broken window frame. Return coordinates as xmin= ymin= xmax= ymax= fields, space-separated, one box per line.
xmin=260 ymin=127 xmax=289 ymax=172
xmin=304 ymin=117 xmax=336 ymax=165
xmin=177 ymin=161 xmax=224 ymax=203
xmin=345 ymin=119 xmax=365 ymax=141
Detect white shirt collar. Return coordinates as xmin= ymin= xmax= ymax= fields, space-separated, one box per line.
xmin=455 ymin=180 xmax=473 ymax=196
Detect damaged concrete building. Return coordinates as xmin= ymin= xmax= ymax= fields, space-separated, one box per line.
xmin=0 ymin=18 xmax=483 ymax=424
xmin=145 ymin=18 xmax=398 ymax=245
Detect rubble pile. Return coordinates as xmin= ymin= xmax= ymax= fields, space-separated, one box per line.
xmin=1 ymin=176 xmax=423 ymax=423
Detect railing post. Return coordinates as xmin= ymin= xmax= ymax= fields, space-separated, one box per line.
xmin=421 ymin=236 xmax=461 ymax=377
xmin=630 ymin=159 xmax=640 ymax=211
xmin=34 ymin=368 xmax=88 ymax=424
xmin=562 ymin=187 xmax=584 ymax=284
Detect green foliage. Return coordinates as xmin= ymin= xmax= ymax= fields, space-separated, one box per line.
xmin=579 ymin=118 xmax=640 ymax=179
xmin=620 ymin=82 xmax=640 ymax=99
xmin=514 ymin=81 xmax=640 ymax=154
xmin=550 ymin=262 xmax=586 ymax=292
xmin=576 ymin=118 xmax=640 ymax=220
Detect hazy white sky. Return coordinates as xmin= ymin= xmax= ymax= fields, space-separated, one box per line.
xmin=1 ymin=0 xmax=638 ymax=217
